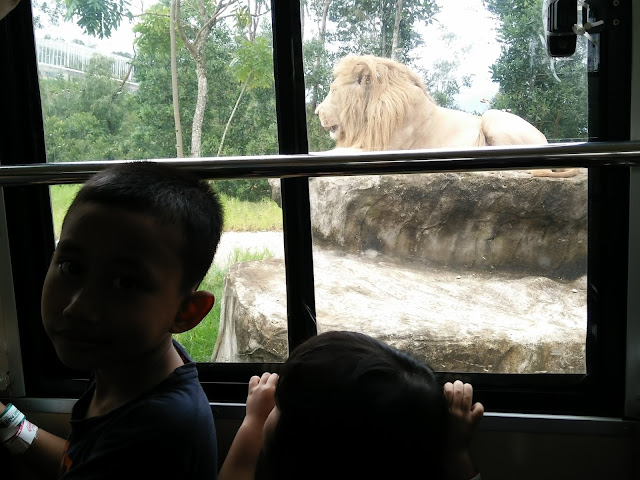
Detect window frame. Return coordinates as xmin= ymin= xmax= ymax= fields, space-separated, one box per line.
xmin=0 ymin=0 xmax=635 ymax=417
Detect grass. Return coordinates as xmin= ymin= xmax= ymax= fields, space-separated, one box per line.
xmin=221 ymin=194 xmax=282 ymax=232
xmin=49 ymin=185 xmax=283 ymax=238
xmin=50 ymin=184 xmax=82 ymax=237
xmin=48 ymin=183 xmax=283 ymax=361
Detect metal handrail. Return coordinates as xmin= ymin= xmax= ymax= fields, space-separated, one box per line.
xmin=1 ymin=141 xmax=639 ymax=186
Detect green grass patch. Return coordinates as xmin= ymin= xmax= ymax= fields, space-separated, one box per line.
xmin=221 ymin=194 xmax=282 ymax=231
xmin=50 ymin=184 xmax=82 ymax=238
xmin=49 ymin=186 xmax=282 ymax=237
xmin=174 ymin=247 xmax=275 ymax=362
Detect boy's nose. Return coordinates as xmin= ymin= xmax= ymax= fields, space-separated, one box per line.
xmin=62 ymin=287 xmax=99 ymax=324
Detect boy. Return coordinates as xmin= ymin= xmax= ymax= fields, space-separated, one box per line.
xmin=219 ymin=331 xmax=484 ymax=480
xmin=1 ymin=161 xmax=223 ymax=478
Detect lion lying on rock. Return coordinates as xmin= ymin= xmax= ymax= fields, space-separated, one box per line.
xmin=315 ymin=55 xmax=579 ymax=178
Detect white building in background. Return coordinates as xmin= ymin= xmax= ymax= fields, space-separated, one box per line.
xmin=35 ymin=37 xmax=138 ymax=90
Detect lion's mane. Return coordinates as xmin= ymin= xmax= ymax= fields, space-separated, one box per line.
xmin=316 ymin=55 xmax=437 ymax=151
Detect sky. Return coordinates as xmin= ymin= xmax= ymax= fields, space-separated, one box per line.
xmin=34 ymin=0 xmax=501 ymax=112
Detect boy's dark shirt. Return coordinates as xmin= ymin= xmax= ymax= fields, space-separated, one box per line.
xmin=59 ymin=340 xmax=218 ymax=479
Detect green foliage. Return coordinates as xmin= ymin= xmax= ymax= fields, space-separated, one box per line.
xmin=64 ymin=0 xmax=132 ymax=38
xmin=40 ymin=55 xmax=138 ymax=162
xmin=303 ymin=36 xmax=337 ymax=111
xmin=485 ymin=0 xmax=587 ymax=141
xmin=132 ymin=2 xmax=173 ymax=57
xmin=327 ymin=0 xmax=439 ymax=61
xmin=230 ymin=37 xmax=273 ymax=89
xmin=214 ymin=179 xmax=272 ymax=202
xmin=133 ymin=11 xmax=279 ymax=159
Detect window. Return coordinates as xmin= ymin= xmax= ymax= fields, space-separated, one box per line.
xmin=0 ymin=0 xmax=634 ymax=416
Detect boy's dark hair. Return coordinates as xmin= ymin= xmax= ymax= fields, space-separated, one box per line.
xmin=258 ymin=330 xmax=450 ymax=480
xmin=66 ymin=161 xmax=224 ymax=291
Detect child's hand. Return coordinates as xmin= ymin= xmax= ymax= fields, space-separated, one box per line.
xmin=444 ymin=380 xmax=484 ymax=445
xmin=245 ymin=372 xmax=279 ymax=427
xmin=218 ymin=373 xmax=280 ymax=480
xmin=443 ymin=380 xmax=484 ymax=480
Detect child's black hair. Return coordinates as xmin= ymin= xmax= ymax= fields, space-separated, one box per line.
xmin=67 ymin=161 xmax=224 ymax=291
xmin=258 ymin=330 xmax=449 ymax=480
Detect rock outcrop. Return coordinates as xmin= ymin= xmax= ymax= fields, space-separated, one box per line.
xmin=212 ymin=253 xmax=587 ymax=373
xmin=214 ymin=170 xmax=588 ymax=371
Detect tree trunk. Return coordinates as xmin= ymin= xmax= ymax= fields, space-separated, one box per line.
xmin=553 ymin=109 xmax=562 ymax=139
xmin=218 ymin=79 xmax=248 ymax=156
xmin=311 ymin=0 xmax=332 ymax=111
xmin=170 ymin=0 xmax=184 ymax=158
xmin=191 ymin=54 xmax=208 ymax=158
xmin=175 ymin=0 xmax=220 ymax=158
xmin=391 ymin=0 xmax=403 ymax=61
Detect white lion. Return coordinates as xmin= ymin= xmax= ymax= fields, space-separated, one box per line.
xmin=315 ymin=55 xmax=579 ymax=178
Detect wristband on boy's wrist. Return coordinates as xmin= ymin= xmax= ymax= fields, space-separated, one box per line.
xmin=0 ymin=403 xmax=38 ymax=454
xmin=0 ymin=403 xmax=26 ymax=442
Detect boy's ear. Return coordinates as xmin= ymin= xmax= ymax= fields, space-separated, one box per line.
xmin=171 ymin=291 xmax=215 ymax=333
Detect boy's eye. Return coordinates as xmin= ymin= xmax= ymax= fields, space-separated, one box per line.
xmin=58 ymin=260 xmax=82 ymax=276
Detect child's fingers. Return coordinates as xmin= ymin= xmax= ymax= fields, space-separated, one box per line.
xmin=249 ymin=372 xmax=278 ymax=393
xmin=444 ymin=381 xmax=454 ymax=401
xmin=470 ymin=402 xmax=485 ymax=424
xmin=265 ymin=372 xmax=279 ymax=387
xmin=445 ymin=381 xmax=480 ymax=413
xmin=444 ymin=380 xmax=464 ymax=408
xmin=462 ymin=382 xmax=474 ymax=410
xmin=248 ymin=375 xmax=261 ymax=391
xmin=451 ymin=380 xmax=465 ymax=409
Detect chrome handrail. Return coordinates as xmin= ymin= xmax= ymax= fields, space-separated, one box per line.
xmin=1 ymin=141 xmax=640 ymax=186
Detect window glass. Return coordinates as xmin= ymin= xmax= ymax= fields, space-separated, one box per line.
xmin=33 ymin=0 xmax=590 ymax=370
xmin=33 ymin=1 xmax=283 ymax=362
xmin=303 ymin=0 xmax=589 ymax=373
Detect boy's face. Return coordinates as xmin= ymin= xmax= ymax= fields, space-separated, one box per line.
xmin=42 ymin=202 xmax=188 ymax=371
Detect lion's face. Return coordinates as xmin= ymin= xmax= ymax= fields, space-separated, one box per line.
xmin=315 ymin=55 xmax=433 ymax=150
xmin=315 ymin=90 xmax=340 ymax=141
xmin=315 ymin=64 xmax=361 ymax=144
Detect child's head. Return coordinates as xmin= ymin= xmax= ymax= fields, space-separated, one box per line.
xmin=42 ymin=161 xmax=224 ymax=371
xmin=257 ymin=331 xmax=450 ymax=480
xmin=65 ymin=161 xmax=224 ymax=291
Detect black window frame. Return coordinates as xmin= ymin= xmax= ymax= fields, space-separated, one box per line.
xmin=0 ymin=0 xmax=634 ymax=417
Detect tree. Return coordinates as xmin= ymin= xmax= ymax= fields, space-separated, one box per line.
xmin=170 ymin=0 xmax=184 ymax=157
xmin=304 ymin=0 xmax=333 ymax=112
xmin=327 ymin=0 xmax=439 ymax=62
xmin=172 ymin=0 xmax=234 ymax=158
xmin=133 ymin=8 xmax=278 ymax=154
xmin=40 ymin=55 xmax=138 ymax=162
xmin=218 ymin=1 xmax=273 ymax=156
xmin=62 ymin=0 xmax=132 ymax=38
xmin=54 ymin=0 xmax=274 ymax=158
xmin=486 ymin=0 xmax=588 ymax=141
